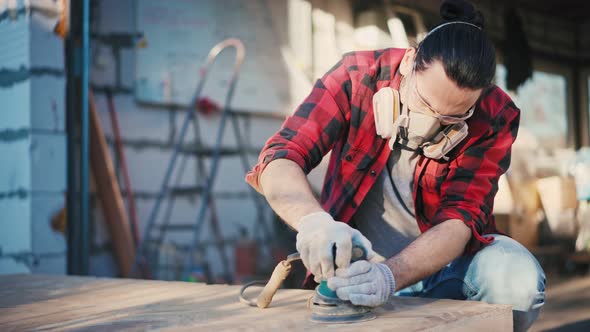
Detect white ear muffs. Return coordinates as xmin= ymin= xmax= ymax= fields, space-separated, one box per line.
xmin=373 ymin=87 xmax=400 ymax=138
xmin=388 ymin=103 xmax=410 ymax=150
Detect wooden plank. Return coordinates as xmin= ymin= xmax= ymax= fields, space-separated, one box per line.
xmin=89 ymin=91 xmax=135 ymax=277
xmin=0 ymin=274 xmax=512 ymax=331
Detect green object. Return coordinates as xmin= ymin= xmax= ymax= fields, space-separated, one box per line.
xmin=317 ymin=280 xmax=338 ymax=298
xmin=316 ymin=243 xmax=367 ymax=299
xmin=308 ymin=242 xmax=375 ymax=324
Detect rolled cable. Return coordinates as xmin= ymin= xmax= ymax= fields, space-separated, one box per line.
xmin=239 ymin=253 xmax=300 ymax=308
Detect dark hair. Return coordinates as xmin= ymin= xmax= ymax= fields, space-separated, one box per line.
xmin=415 ymin=0 xmax=496 ymax=89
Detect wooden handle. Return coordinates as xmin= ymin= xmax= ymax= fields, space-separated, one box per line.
xmin=256 ymin=261 xmax=291 ymax=308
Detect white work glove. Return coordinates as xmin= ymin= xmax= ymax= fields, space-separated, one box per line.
xmin=327 ymin=260 xmax=396 ymax=307
xmin=295 ymin=212 xmax=375 ymax=282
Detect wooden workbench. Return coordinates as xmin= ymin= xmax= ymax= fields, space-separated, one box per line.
xmin=0 ymin=274 xmax=512 ymax=331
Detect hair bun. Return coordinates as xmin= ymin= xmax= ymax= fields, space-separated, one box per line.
xmin=440 ymin=0 xmax=485 ymax=29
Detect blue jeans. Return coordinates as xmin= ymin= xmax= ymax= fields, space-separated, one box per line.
xmin=395 ymin=235 xmax=546 ymax=332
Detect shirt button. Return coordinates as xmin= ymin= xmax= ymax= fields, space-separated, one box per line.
xmin=345 ymin=155 xmax=353 ymax=162
xmin=370 ymin=170 xmax=377 ymax=176
xmin=351 ymin=202 xmax=358 ymax=208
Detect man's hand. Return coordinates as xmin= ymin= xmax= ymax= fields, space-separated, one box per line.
xmin=327 ymin=260 xmax=395 ymax=307
xmin=295 ymin=212 xmax=375 ymax=282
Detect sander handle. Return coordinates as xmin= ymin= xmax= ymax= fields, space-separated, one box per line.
xmin=239 ymin=253 xmax=300 ymax=308
xmin=239 ymin=241 xmax=367 ymax=308
xmin=256 ymin=260 xmax=291 ymax=308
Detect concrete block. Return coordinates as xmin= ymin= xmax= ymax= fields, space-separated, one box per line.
xmin=124 ymin=146 xmax=196 ymax=193
xmin=175 ymin=111 xmax=238 ymax=149
xmin=0 ymin=13 xmax=30 ymax=69
xmin=134 ymin=196 xmax=258 ymax=250
xmin=213 ymin=197 xmax=258 ymax=238
xmin=247 ymin=116 xmax=282 ymax=148
xmin=133 ymin=198 xmax=154 ymax=235
xmin=135 ymin=196 xmax=199 ymax=234
xmin=203 ymin=196 xmax=267 ymax=279
xmin=95 ymin=0 xmax=135 ymax=34
xmin=30 ymin=76 xmax=65 ymax=132
xmin=90 ymin=42 xmax=118 ymax=87
xmin=30 ymin=11 xmax=64 ymax=70
xmin=119 ymin=47 xmax=135 ymax=89
xmin=91 ymin=91 xmax=110 ymax=124
xmin=0 ymin=138 xmax=31 ymax=192
xmin=159 ymin=227 xmax=194 ymax=246
xmin=208 ymin=156 xmax=250 ymax=193
xmin=0 ymin=81 xmax=31 ymax=130
xmin=0 ymin=259 xmax=30 ymax=275
xmin=161 ymin=196 xmax=200 ymax=225
xmin=31 ymin=193 xmax=66 ymax=253
xmin=30 ymin=253 xmax=66 ymax=275
xmin=93 ymin=92 xmax=172 ymax=141
xmin=0 ymin=196 xmax=31 ymax=253
xmin=30 ymin=132 xmax=66 ymax=192
xmin=89 ymin=252 xmax=117 ymax=277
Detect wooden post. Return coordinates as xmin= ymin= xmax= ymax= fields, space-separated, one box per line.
xmin=89 ymin=91 xmax=135 ymax=277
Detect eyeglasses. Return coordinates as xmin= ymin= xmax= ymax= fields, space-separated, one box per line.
xmin=405 ymin=64 xmax=475 ymax=124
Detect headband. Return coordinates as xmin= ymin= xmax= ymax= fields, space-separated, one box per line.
xmin=425 ymin=21 xmax=482 ymax=39
xmin=416 ymin=21 xmax=482 ymax=55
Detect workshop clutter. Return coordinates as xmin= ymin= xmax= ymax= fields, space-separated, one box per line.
xmin=494 ymin=177 xmax=542 ymax=250
xmin=573 ymin=148 xmax=590 ymax=201
xmin=572 ymin=148 xmax=590 ymax=251
xmin=493 ymin=138 xmax=590 ymax=252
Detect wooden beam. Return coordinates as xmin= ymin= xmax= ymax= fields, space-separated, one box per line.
xmin=89 ymin=91 xmax=135 ymax=277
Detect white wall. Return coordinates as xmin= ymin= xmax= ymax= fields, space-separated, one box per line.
xmin=89 ymin=0 xmax=285 ymax=279
xmin=0 ymin=0 xmax=66 ymax=275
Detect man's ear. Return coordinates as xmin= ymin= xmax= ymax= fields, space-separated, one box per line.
xmin=399 ymin=47 xmax=416 ymax=76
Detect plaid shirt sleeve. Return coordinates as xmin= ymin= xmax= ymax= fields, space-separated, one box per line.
xmin=245 ymin=60 xmax=351 ymax=193
xmin=432 ymin=100 xmax=520 ymax=252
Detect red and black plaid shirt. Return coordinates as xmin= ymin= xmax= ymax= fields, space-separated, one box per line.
xmin=247 ymin=48 xmax=520 ymax=256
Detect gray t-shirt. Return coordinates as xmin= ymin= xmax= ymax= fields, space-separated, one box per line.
xmin=352 ymin=146 xmax=421 ymax=261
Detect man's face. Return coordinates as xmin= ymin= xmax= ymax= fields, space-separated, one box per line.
xmin=399 ymin=49 xmax=482 ymax=123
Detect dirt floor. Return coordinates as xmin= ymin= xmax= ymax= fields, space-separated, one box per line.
xmin=531 ymin=274 xmax=590 ymax=331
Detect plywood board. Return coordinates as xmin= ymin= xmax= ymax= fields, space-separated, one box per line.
xmin=0 ymin=274 xmax=512 ymax=331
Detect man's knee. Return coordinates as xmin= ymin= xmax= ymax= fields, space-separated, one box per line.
xmin=466 ymin=235 xmax=546 ymax=312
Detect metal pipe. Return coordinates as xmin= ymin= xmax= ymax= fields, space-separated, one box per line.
xmin=66 ymin=0 xmax=90 ymax=275
xmin=79 ymin=0 xmax=90 ymax=275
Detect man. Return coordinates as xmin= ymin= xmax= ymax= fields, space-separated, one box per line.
xmin=246 ymin=10 xmax=545 ymax=331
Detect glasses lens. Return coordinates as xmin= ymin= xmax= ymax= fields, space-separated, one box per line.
xmin=409 ymin=68 xmax=475 ymax=122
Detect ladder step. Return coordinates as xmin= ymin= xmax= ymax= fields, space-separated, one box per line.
xmin=179 ymin=146 xmax=248 ymax=156
xmin=157 ymin=223 xmax=195 ymax=231
xmin=169 ymin=186 xmax=204 ymax=195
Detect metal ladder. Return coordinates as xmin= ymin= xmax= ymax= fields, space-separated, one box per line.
xmin=134 ymin=38 xmax=272 ymax=283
